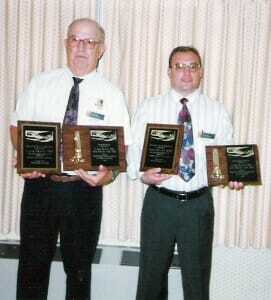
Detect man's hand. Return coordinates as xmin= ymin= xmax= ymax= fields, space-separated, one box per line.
xmin=21 ymin=171 xmax=46 ymax=179
xmin=12 ymin=156 xmax=46 ymax=179
xmin=141 ymin=168 xmax=171 ymax=185
xmin=75 ymin=165 xmax=114 ymax=187
xmin=228 ymin=181 xmax=244 ymax=190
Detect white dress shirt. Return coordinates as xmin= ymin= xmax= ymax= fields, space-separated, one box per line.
xmin=12 ymin=67 xmax=132 ymax=145
xmin=127 ymin=88 xmax=233 ymax=192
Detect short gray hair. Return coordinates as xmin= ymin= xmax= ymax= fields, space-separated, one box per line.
xmin=67 ymin=18 xmax=105 ymax=43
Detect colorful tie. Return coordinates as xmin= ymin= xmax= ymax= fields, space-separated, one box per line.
xmin=63 ymin=77 xmax=83 ymax=125
xmin=178 ymin=98 xmax=195 ymax=181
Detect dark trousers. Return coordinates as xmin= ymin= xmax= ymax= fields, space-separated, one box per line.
xmin=136 ymin=186 xmax=214 ymax=300
xmin=16 ymin=178 xmax=102 ymax=300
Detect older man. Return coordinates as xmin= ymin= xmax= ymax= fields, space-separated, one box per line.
xmin=10 ymin=18 xmax=131 ymax=299
xmin=128 ymin=46 xmax=242 ymax=300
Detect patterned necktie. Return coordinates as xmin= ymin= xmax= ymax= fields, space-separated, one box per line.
xmin=63 ymin=77 xmax=83 ymax=124
xmin=178 ymin=98 xmax=195 ymax=181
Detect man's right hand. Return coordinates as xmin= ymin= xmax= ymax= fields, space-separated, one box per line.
xmin=21 ymin=171 xmax=46 ymax=179
xmin=13 ymin=156 xmax=46 ymax=179
xmin=141 ymin=168 xmax=171 ymax=185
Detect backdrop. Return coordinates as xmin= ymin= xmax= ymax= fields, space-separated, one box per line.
xmin=0 ymin=0 xmax=270 ymax=248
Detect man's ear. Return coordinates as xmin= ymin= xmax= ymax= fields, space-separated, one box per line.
xmin=199 ymin=67 xmax=203 ymax=79
xmin=98 ymin=44 xmax=106 ymax=60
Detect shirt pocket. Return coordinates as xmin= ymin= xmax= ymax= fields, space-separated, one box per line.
xmin=80 ymin=99 xmax=107 ymax=125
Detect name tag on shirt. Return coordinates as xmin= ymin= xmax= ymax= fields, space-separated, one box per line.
xmin=199 ymin=130 xmax=215 ymax=139
xmin=87 ymin=111 xmax=105 ymax=120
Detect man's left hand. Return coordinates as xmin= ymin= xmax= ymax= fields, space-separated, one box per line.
xmin=228 ymin=181 xmax=244 ymax=190
xmin=75 ymin=165 xmax=114 ymax=187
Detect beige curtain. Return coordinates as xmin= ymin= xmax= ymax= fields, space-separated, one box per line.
xmin=0 ymin=0 xmax=97 ymax=238
xmin=1 ymin=0 xmax=270 ymax=248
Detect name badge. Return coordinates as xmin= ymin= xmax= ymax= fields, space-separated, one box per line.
xmin=200 ymin=131 xmax=215 ymax=139
xmin=87 ymin=111 xmax=105 ymax=120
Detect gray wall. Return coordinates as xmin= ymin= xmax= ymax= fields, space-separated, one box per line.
xmin=0 ymin=245 xmax=270 ymax=300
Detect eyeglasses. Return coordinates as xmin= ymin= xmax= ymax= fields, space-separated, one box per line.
xmin=170 ymin=62 xmax=201 ymax=73
xmin=67 ymin=36 xmax=101 ymax=49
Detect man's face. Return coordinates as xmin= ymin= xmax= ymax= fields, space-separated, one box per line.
xmin=65 ymin=20 xmax=105 ymax=76
xmin=168 ymin=51 xmax=203 ymax=95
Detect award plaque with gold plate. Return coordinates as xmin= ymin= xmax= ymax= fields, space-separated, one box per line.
xmin=17 ymin=121 xmax=61 ymax=174
xmin=62 ymin=125 xmax=126 ymax=171
xmin=206 ymin=144 xmax=261 ymax=186
xmin=140 ymin=123 xmax=184 ymax=174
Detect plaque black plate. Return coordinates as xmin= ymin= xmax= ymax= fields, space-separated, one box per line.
xmin=89 ymin=126 xmax=126 ymax=171
xmin=206 ymin=144 xmax=261 ymax=186
xmin=140 ymin=124 xmax=184 ymax=174
xmin=17 ymin=121 xmax=61 ymax=174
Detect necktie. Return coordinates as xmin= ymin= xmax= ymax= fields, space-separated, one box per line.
xmin=63 ymin=77 xmax=83 ymax=124
xmin=178 ymin=98 xmax=195 ymax=181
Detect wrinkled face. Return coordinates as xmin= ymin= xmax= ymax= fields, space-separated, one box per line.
xmin=168 ymin=51 xmax=203 ymax=95
xmin=65 ymin=20 xmax=105 ymax=76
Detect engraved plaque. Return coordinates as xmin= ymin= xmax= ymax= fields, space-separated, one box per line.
xmin=62 ymin=125 xmax=126 ymax=172
xmin=206 ymin=144 xmax=261 ymax=186
xmin=17 ymin=121 xmax=61 ymax=174
xmin=89 ymin=126 xmax=126 ymax=172
xmin=140 ymin=124 xmax=184 ymax=174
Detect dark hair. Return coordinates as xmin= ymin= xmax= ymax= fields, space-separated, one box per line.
xmin=168 ymin=46 xmax=202 ymax=68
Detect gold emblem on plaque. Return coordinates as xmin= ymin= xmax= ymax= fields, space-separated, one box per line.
xmin=211 ymin=148 xmax=224 ymax=180
xmin=71 ymin=130 xmax=85 ymax=164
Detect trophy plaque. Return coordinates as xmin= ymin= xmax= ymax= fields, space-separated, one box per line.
xmin=62 ymin=125 xmax=126 ymax=171
xmin=206 ymin=144 xmax=261 ymax=186
xmin=17 ymin=121 xmax=61 ymax=174
xmin=140 ymin=123 xmax=184 ymax=174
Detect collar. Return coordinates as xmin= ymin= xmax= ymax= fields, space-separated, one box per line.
xmin=170 ymin=88 xmax=200 ymax=105
xmin=65 ymin=67 xmax=97 ymax=82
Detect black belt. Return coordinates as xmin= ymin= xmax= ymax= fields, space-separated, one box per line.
xmin=50 ymin=174 xmax=81 ymax=183
xmin=152 ymin=185 xmax=208 ymax=201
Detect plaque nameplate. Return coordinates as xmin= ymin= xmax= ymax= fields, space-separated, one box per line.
xmin=206 ymin=144 xmax=261 ymax=186
xmin=62 ymin=125 xmax=126 ymax=172
xmin=140 ymin=123 xmax=184 ymax=174
xmin=17 ymin=121 xmax=61 ymax=174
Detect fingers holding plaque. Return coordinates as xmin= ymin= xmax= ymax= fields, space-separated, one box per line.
xmin=206 ymin=144 xmax=261 ymax=186
xmin=62 ymin=125 xmax=126 ymax=172
xmin=140 ymin=124 xmax=184 ymax=174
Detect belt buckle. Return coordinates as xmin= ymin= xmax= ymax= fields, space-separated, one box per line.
xmin=177 ymin=192 xmax=188 ymax=202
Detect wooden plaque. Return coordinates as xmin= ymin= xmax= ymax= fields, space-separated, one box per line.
xmin=62 ymin=125 xmax=126 ymax=172
xmin=17 ymin=121 xmax=61 ymax=174
xmin=206 ymin=144 xmax=261 ymax=186
xmin=140 ymin=123 xmax=184 ymax=174
xmin=62 ymin=125 xmax=91 ymax=171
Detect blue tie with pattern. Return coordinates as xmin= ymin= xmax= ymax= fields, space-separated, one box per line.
xmin=178 ymin=98 xmax=195 ymax=181
xmin=63 ymin=77 xmax=83 ymax=125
